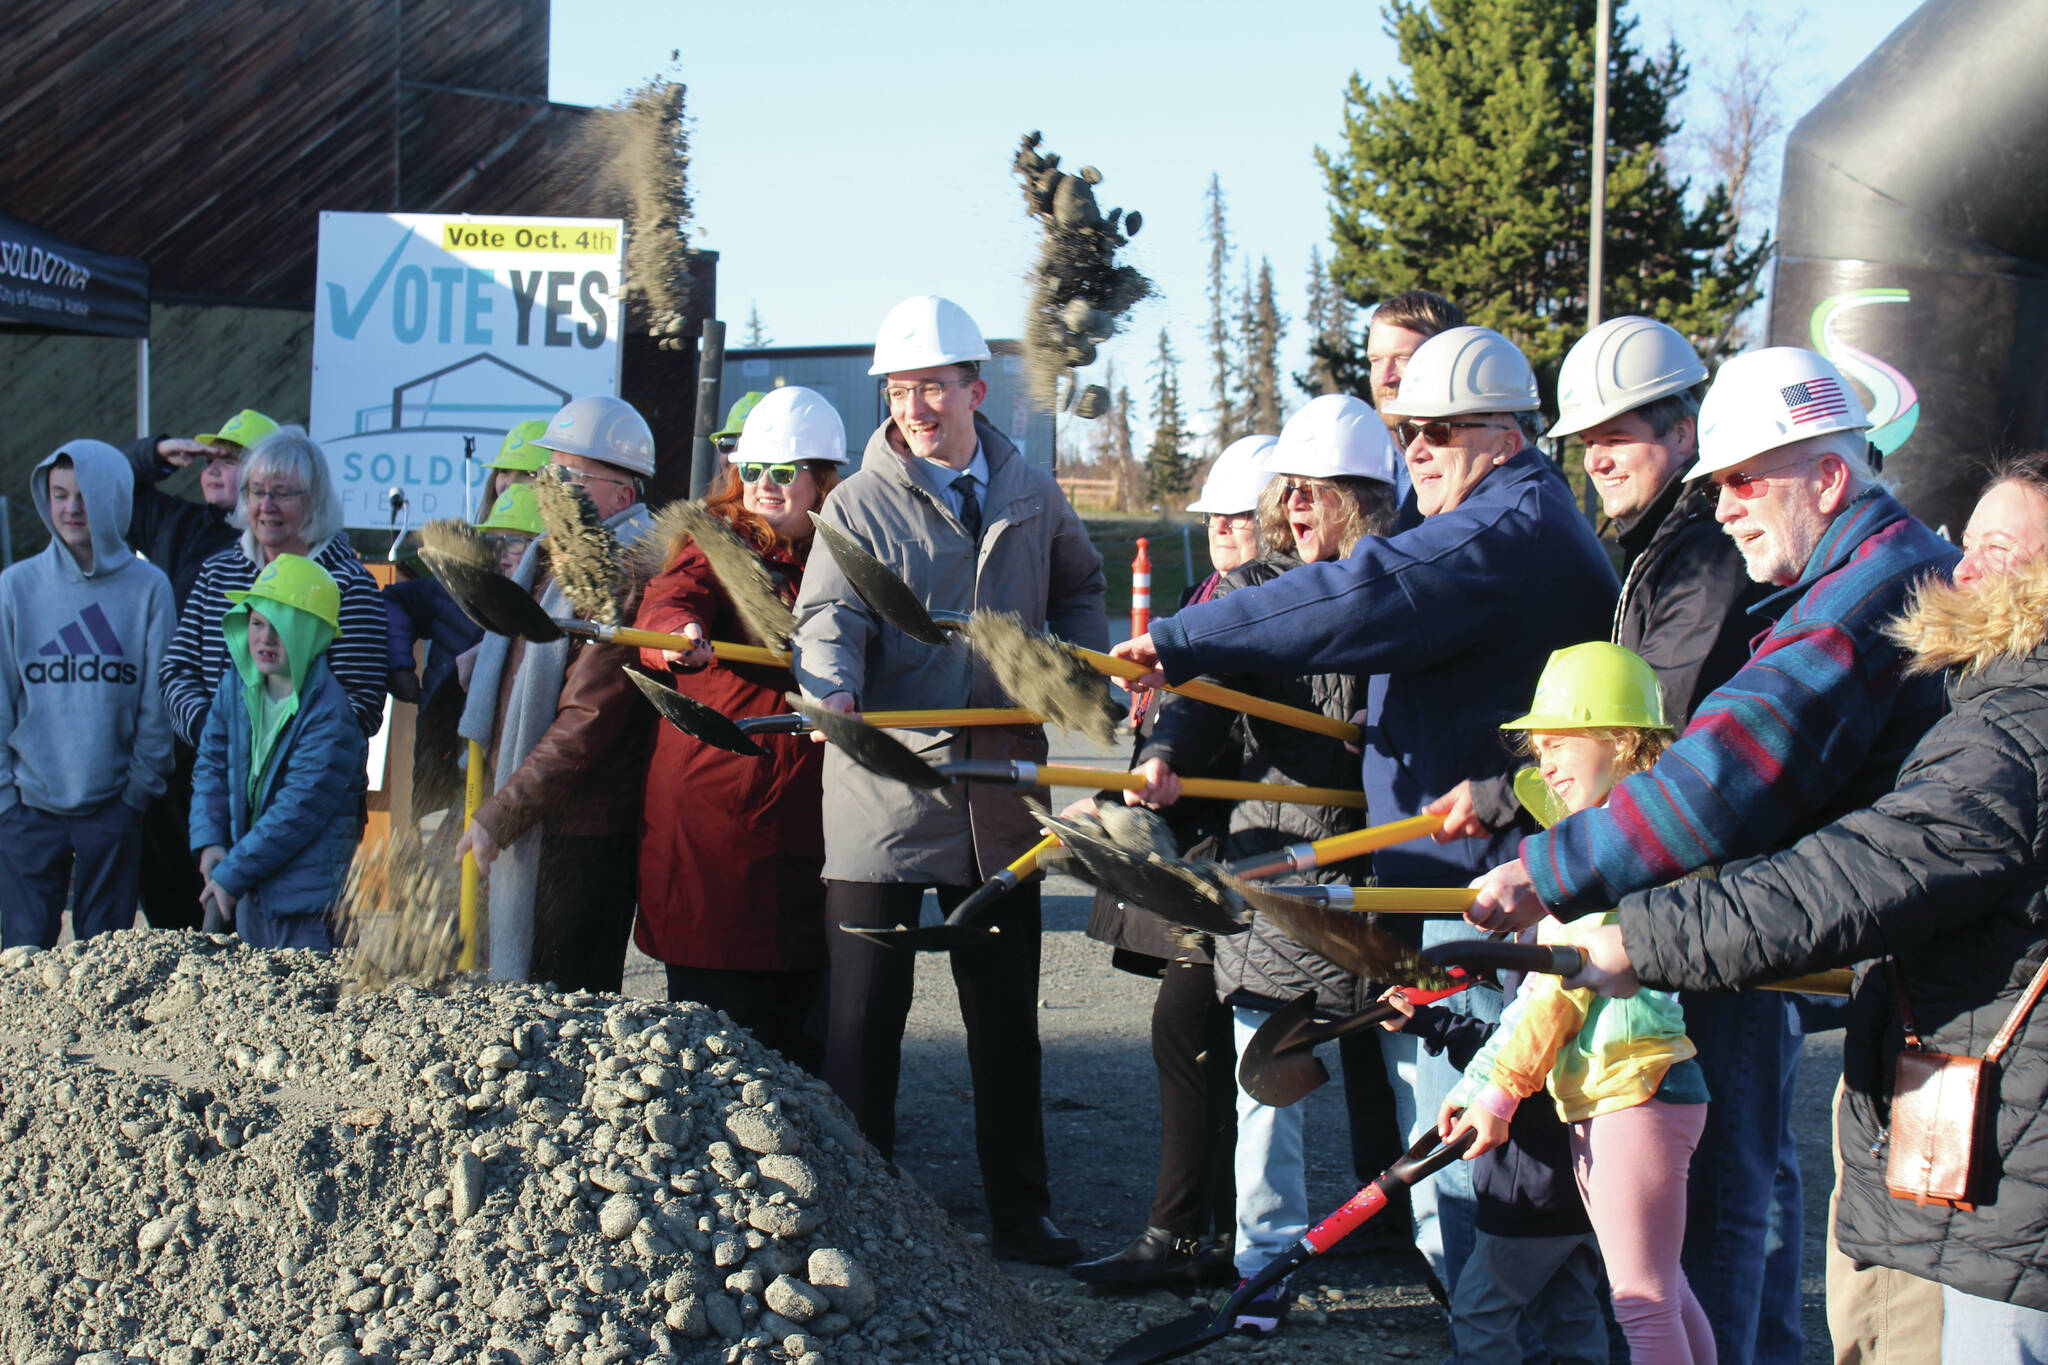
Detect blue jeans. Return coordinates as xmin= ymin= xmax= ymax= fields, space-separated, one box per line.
xmin=1411 ymin=918 xmax=1505 ymax=1299
xmin=1231 ymin=1005 xmax=1309 ymax=1276
xmin=1678 ymin=988 xmax=1805 ymax=1365
xmin=1942 ymin=1285 xmax=2048 ymax=1362
xmin=0 ymin=799 xmax=142 ymax=949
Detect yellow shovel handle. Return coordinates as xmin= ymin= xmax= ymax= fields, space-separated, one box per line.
xmin=581 ymin=621 xmax=793 ymax=669
xmin=865 ymin=708 xmax=1045 ymax=728
xmin=1344 ymin=887 xmax=1482 ymax=913
xmin=458 ymin=738 xmax=484 ymax=972
xmin=1072 ymin=645 xmax=1362 ymax=743
xmin=1757 ymin=969 xmax=1855 ymax=997
xmin=1027 ymin=765 xmax=1369 ymax=809
xmin=1010 ymin=832 xmax=1064 ymax=878
xmin=1304 ymin=814 xmax=1449 ymax=866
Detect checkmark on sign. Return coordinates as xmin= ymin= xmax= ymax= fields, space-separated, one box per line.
xmin=324 ymin=225 xmax=417 ymax=340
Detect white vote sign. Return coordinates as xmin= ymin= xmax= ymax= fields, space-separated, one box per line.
xmin=311 ymin=212 xmax=625 ymax=530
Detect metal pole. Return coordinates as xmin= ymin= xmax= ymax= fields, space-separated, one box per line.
xmin=689 ymin=319 xmax=727 ymax=499
xmin=1588 ymin=0 xmax=1611 ymax=330
xmin=135 ymin=338 xmax=149 ymax=439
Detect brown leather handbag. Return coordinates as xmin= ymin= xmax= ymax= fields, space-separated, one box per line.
xmin=1885 ymin=955 xmax=2048 ymax=1210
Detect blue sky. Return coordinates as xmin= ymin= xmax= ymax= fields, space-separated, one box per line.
xmin=548 ymin=0 xmax=1924 ymax=444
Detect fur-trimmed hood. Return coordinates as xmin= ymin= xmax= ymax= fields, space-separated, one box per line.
xmin=1888 ymin=559 xmax=2048 ymax=678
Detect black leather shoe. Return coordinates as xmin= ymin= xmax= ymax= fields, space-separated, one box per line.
xmin=1068 ymin=1226 xmax=1202 ymax=1288
xmin=992 ymin=1215 xmax=1084 ymax=1266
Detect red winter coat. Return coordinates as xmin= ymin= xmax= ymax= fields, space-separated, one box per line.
xmin=634 ymin=535 xmax=825 ymax=971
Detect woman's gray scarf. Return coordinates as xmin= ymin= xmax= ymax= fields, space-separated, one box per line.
xmin=459 ymin=502 xmax=649 ymax=981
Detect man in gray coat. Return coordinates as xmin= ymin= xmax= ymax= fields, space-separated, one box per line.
xmin=794 ymin=295 xmax=1109 ymax=1264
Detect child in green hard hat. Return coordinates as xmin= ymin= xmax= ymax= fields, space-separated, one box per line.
xmin=191 ymin=553 xmax=368 ymax=950
xmin=1402 ymin=642 xmax=1710 ymax=1362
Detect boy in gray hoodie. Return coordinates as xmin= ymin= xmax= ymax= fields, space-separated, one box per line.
xmin=0 ymin=441 xmax=176 ymax=948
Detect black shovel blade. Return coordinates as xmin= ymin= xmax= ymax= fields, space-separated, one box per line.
xmin=1243 ymin=882 xmax=1456 ymax=991
xmin=1236 ymin=991 xmax=1332 ymax=1107
xmin=807 ymin=513 xmax=954 ymax=647
xmin=1035 ymin=809 xmax=1249 ymax=938
xmin=1102 ymin=1309 xmax=1239 ymax=1365
xmin=421 ymin=550 xmax=565 ymax=642
xmin=787 ymin=692 xmax=947 ymax=790
xmin=626 ymin=671 xmax=768 ymax=757
xmin=838 ymin=922 xmax=997 ymax=950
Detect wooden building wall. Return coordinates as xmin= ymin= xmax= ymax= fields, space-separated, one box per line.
xmin=0 ymin=0 xmax=707 ymax=562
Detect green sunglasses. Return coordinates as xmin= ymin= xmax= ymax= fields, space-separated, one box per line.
xmin=736 ymin=463 xmax=803 ymax=486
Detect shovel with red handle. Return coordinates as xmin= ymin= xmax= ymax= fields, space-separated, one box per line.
xmin=1101 ymin=1128 xmax=1477 ymax=1365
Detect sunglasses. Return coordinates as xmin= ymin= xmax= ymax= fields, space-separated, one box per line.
xmin=1396 ymin=419 xmax=1504 ymax=448
xmin=1716 ymin=453 xmax=1817 ymax=501
xmin=736 ymin=463 xmax=803 ymax=486
xmin=1280 ymin=478 xmax=1332 ymax=502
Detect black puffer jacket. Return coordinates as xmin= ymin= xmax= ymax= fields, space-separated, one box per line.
xmin=1611 ymin=472 xmax=1767 ymax=727
xmin=1617 ymin=564 xmax=2048 ymax=1309
xmin=1085 ymin=579 xmax=1239 ymax=968
xmin=1141 ymin=552 xmax=1370 ymax=1016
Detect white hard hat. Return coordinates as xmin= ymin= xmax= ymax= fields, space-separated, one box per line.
xmin=531 ymin=395 xmax=655 ymax=477
xmin=1186 ymin=435 xmax=1279 ymax=514
xmin=732 ymin=386 xmax=849 ymax=466
xmin=868 ymin=295 xmax=994 ymax=377
xmin=1549 ymin=316 xmax=1708 ymax=439
xmin=1269 ymin=395 xmax=1398 ymax=484
xmin=1381 ymin=326 xmax=1540 ymax=419
xmin=1690 ymin=347 xmax=1871 ymax=480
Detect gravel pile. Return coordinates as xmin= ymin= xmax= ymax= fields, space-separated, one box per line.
xmin=0 ymin=929 xmax=1081 ymax=1365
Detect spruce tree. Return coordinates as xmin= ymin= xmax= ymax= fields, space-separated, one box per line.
xmin=1241 ymin=257 xmax=1287 ymax=434
xmin=743 ymin=302 xmax=771 ymax=348
xmin=1315 ymin=0 xmax=1769 ymax=392
xmin=1296 ymin=248 xmax=1368 ymax=399
xmin=1146 ymin=329 xmax=1192 ymax=505
xmin=1203 ymin=174 xmax=1241 ymax=451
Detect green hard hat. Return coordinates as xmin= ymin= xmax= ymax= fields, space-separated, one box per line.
xmin=195 ymin=409 xmax=279 ymax=450
xmin=475 ymin=484 xmax=545 ymax=536
xmin=712 ymin=391 xmax=770 ymax=441
xmin=1501 ymin=642 xmax=1669 ymax=733
xmin=225 ymin=553 xmax=343 ymax=634
xmin=485 ymin=419 xmax=554 ymax=472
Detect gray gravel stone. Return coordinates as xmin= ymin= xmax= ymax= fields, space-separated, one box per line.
xmin=723 ymin=1107 xmax=801 ymax=1155
xmin=451 ymin=1151 xmax=485 ymax=1223
xmin=598 ymin=1193 xmax=640 ymax=1241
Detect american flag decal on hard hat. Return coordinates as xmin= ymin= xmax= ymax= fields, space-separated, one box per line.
xmin=1782 ymin=377 xmax=1848 ymax=424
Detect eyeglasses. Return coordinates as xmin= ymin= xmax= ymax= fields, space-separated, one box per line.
xmin=1715 ymin=454 xmax=1816 ymax=501
xmin=247 ymin=486 xmax=307 ymax=506
xmin=882 ymin=378 xmax=972 ymax=406
xmin=1205 ymin=511 xmax=1255 ymax=527
xmin=554 ymin=466 xmax=637 ymax=491
xmin=736 ymin=463 xmax=803 ymax=486
xmin=1396 ymin=420 xmax=1504 ymax=448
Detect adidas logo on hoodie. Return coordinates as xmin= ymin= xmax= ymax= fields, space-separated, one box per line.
xmin=23 ymin=603 xmax=140 ymax=685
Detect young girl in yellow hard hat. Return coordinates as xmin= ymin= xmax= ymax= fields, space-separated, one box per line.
xmin=1399 ymin=642 xmax=1712 ymax=1363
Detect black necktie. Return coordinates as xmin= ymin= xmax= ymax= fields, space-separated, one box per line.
xmin=952 ymin=473 xmax=983 ymax=544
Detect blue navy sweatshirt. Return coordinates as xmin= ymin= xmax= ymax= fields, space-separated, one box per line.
xmin=1150 ymin=449 xmax=1619 ymax=891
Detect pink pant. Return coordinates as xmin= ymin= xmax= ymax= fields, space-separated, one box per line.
xmin=1571 ymin=1098 xmax=1717 ymax=1365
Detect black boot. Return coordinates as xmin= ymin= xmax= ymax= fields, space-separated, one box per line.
xmin=1067 ymin=1226 xmax=1202 ymax=1289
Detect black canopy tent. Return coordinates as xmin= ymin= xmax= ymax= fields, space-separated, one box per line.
xmin=0 ymin=211 xmax=151 ymax=436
